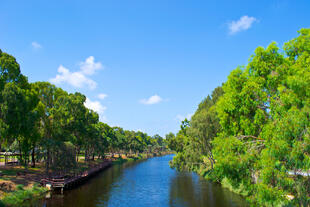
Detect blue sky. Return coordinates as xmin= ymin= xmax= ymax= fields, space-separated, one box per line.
xmin=1 ymin=0 xmax=309 ymax=137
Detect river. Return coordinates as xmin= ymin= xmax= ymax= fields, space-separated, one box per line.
xmin=35 ymin=155 xmax=248 ymax=207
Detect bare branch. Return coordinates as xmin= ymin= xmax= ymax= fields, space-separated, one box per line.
xmin=237 ymin=135 xmax=264 ymax=141
xmin=257 ymin=105 xmax=269 ymax=110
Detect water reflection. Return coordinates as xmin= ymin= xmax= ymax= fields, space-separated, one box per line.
xmin=169 ymin=171 xmax=247 ymax=207
xmin=37 ymin=160 xmax=144 ymax=207
xmin=34 ymin=155 xmax=247 ymax=207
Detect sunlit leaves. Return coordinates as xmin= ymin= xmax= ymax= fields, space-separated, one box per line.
xmin=172 ymin=28 xmax=310 ymax=206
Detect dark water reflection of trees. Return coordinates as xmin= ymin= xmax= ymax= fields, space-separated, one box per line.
xmin=169 ymin=171 xmax=247 ymax=207
xmin=35 ymin=161 xmax=140 ymax=207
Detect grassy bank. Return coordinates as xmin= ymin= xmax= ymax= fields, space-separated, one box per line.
xmin=111 ymin=152 xmax=160 ymax=164
xmin=111 ymin=151 xmax=174 ymax=165
xmin=0 ymin=164 xmax=50 ymax=207
xmin=0 ymin=184 xmax=48 ymax=207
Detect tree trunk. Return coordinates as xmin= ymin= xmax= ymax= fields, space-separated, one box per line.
xmin=208 ymin=156 xmax=214 ymax=169
xmin=31 ymin=146 xmax=35 ymax=167
xmin=18 ymin=141 xmax=24 ymax=166
xmin=85 ymin=147 xmax=89 ymax=162
xmin=76 ymin=147 xmax=80 ymax=162
xmin=46 ymin=148 xmax=50 ymax=175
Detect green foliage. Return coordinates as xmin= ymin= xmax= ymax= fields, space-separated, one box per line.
xmin=0 ymin=49 xmax=168 ymax=177
xmin=1 ymin=185 xmax=48 ymax=206
xmin=221 ymin=177 xmax=249 ymax=197
xmin=50 ymin=142 xmax=77 ymax=174
xmin=169 ymin=86 xmax=223 ymax=172
xmin=168 ymin=28 xmax=310 ymax=206
xmin=255 ymin=183 xmax=288 ymax=207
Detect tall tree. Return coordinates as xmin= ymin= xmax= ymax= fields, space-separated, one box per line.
xmin=0 ymin=50 xmax=28 ymax=150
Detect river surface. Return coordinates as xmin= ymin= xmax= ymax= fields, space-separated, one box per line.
xmin=35 ymin=155 xmax=247 ymax=207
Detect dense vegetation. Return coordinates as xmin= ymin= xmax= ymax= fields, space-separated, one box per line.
xmin=167 ymin=29 xmax=310 ymax=206
xmin=0 ymin=49 xmax=166 ymax=174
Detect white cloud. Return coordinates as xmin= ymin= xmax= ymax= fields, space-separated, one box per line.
xmin=228 ymin=16 xmax=257 ymax=34
xmin=50 ymin=56 xmax=103 ymax=90
xmin=31 ymin=41 xmax=42 ymax=49
xmin=84 ymin=97 xmax=106 ymax=114
xmin=79 ymin=56 xmax=103 ymax=75
xmin=84 ymin=97 xmax=107 ymax=122
xmin=176 ymin=113 xmax=193 ymax=122
xmin=50 ymin=65 xmax=97 ymax=89
xmin=98 ymin=93 xmax=108 ymax=100
xmin=140 ymin=94 xmax=162 ymax=105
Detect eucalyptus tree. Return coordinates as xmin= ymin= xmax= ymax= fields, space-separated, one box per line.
xmin=0 ymin=50 xmax=28 ymax=150
xmin=1 ymin=82 xmax=40 ymax=166
xmin=186 ymin=86 xmax=223 ymax=170
xmin=0 ymin=50 xmax=42 ymax=167
xmin=95 ymin=122 xmax=109 ymax=159
xmin=124 ymin=130 xmax=135 ymax=155
xmin=32 ymin=82 xmax=68 ymax=173
xmin=213 ymin=29 xmax=310 ymax=206
xmin=169 ymin=29 xmax=310 ymax=205
xmin=101 ymin=123 xmax=116 ymax=156
xmin=83 ymin=109 xmax=99 ymax=161
xmin=64 ymin=92 xmax=88 ymax=161
xmin=169 ymin=87 xmax=223 ymax=171
xmin=0 ymin=48 xmax=170 ymax=172
xmin=113 ymin=127 xmax=127 ymax=156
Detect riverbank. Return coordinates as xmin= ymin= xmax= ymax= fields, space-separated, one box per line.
xmin=0 ymin=152 xmax=172 ymax=206
xmin=0 ymin=160 xmax=113 ymax=206
xmin=111 ymin=151 xmax=173 ymax=164
xmin=0 ymin=164 xmax=48 ymax=206
xmin=0 ymin=184 xmax=48 ymax=207
xmin=193 ymin=164 xmax=308 ymax=206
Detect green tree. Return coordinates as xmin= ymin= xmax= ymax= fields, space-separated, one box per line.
xmin=213 ymin=29 xmax=310 ymax=206
xmin=0 ymin=50 xmax=28 ymax=150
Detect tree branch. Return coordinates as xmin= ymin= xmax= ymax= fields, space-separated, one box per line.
xmin=237 ymin=135 xmax=264 ymax=141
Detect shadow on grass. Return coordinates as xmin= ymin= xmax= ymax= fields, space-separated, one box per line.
xmin=0 ymin=166 xmax=45 ymax=194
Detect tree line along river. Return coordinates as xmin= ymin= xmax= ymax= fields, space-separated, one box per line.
xmin=32 ymin=154 xmax=247 ymax=207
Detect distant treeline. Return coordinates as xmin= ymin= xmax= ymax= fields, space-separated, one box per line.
xmin=166 ymin=29 xmax=310 ymax=206
xmin=0 ymin=49 xmax=166 ymax=173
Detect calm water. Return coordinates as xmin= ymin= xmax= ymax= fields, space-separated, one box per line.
xmin=35 ymin=155 xmax=248 ymax=207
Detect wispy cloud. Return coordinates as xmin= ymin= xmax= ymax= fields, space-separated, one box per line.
xmin=228 ymin=16 xmax=257 ymax=35
xmin=176 ymin=113 xmax=193 ymax=122
xmin=98 ymin=93 xmax=108 ymax=100
xmin=31 ymin=41 xmax=42 ymax=49
xmin=140 ymin=94 xmax=162 ymax=105
xmin=50 ymin=56 xmax=103 ymax=90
